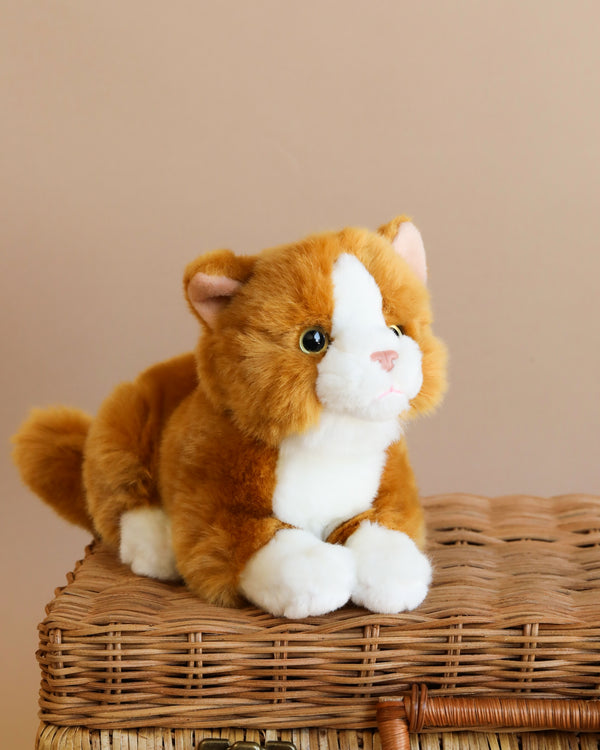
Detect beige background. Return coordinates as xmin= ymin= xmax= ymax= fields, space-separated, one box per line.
xmin=2 ymin=1 xmax=599 ymax=745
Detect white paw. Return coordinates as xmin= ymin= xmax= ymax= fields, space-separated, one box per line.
xmin=346 ymin=521 xmax=431 ymax=613
xmin=238 ymin=528 xmax=356 ymax=618
xmin=120 ymin=507 xmax=180 ymax=581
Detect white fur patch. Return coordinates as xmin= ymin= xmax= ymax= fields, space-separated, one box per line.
xmin=120 ymin=506 xmax=180 ymax=581
xmin=346 ymin=521 xmax=432 ymax=613
xmin=238 ymin=528 xmax=356 ymax=618
xmin=273 ymin=411 xmax=400 ymax=539
xmin=316 ymin=254 xmax=423 ymax=422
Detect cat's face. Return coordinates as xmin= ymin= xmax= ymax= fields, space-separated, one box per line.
xmin=186 ymin=222 xmax=447 ymax=445
xmin=315 ymin=251 xmax=423 ymax=422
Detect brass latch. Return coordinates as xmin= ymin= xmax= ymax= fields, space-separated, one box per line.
xmin=199 ymin=740 xmax=296 ymax=750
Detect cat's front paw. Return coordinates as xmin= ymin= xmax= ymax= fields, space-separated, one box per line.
xmin=346 ymin=521 xmax=431 ymax=613
xmin=120 ymin=506 xmax=180 ymax=580
xmin=239 ymin=528 xmax=356 ymax=618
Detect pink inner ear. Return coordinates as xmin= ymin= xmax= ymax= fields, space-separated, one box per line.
xmin=391 ymin=221 xmax=428 ymax=284
xmin=187 ymin=273 xmax=242 ymax=328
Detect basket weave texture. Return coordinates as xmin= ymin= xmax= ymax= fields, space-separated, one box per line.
xmin=37 ymin=493 xmax=600 ymax=733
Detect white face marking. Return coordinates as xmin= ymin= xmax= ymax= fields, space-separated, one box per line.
xmin=317 ymin=253 xmax=423 ymax=421
xmin=271 ymin=253 xmax=422 ymax=539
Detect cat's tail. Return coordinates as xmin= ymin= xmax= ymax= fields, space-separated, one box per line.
xmin=12 ymin=406 xmax=96 ymax=533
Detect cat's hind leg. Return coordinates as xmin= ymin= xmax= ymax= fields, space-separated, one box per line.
xmin=120 ymin=506 xmax=179 ymax=580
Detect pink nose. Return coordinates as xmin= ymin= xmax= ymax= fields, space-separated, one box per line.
xmin=370 ymin=350 xmax=399 ymax=372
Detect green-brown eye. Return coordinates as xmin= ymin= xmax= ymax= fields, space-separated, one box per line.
xmin=299 ymin=327 xmax=330 ymax=355
xmin=389 ymin=325 xmax=406 ymax=337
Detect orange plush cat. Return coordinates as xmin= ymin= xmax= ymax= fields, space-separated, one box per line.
xmin=13 ymin=216 xmax=447 ymax=618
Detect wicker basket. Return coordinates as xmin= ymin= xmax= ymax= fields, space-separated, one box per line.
xmin=36 ymin=493 xmax=600 ymax=749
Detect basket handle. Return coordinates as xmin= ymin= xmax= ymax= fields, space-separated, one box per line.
xmin=377 ymin=685 xmax=600 ymax=749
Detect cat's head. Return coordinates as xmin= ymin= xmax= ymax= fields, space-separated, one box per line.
xmin=184 ymin=217 xmax=447 ymax=445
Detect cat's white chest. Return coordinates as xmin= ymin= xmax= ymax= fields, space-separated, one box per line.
xmin=272 ymin=412 xmax=401 ymax=539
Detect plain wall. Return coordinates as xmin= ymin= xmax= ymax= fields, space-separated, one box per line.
xmin=2 ymin=1 xmax=599 ymax=745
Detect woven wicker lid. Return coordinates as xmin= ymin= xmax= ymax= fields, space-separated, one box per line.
xmin=44 ymin=493 xmax=600 ymax=627
xmin=37 ymin=493 xmax=600 ymax=730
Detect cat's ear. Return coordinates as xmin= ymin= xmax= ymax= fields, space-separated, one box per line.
xmin=184 ymin=250 xmax=256 ymax=329
xmin=378 ymin=216 xmax=427 ymax=284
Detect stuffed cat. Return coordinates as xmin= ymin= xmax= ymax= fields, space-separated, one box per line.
xmin=13 ymin=216 xmax=447 ymax=618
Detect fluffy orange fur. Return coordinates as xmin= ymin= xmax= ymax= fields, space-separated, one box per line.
xmin=13 ymin=217 xmax=447 ymax=609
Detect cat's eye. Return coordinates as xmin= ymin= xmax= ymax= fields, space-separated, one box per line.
xmin=299 ymin=327 xmax=330 ymax=355
xmin=389 ymin=325 xmax=406 ymax=337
